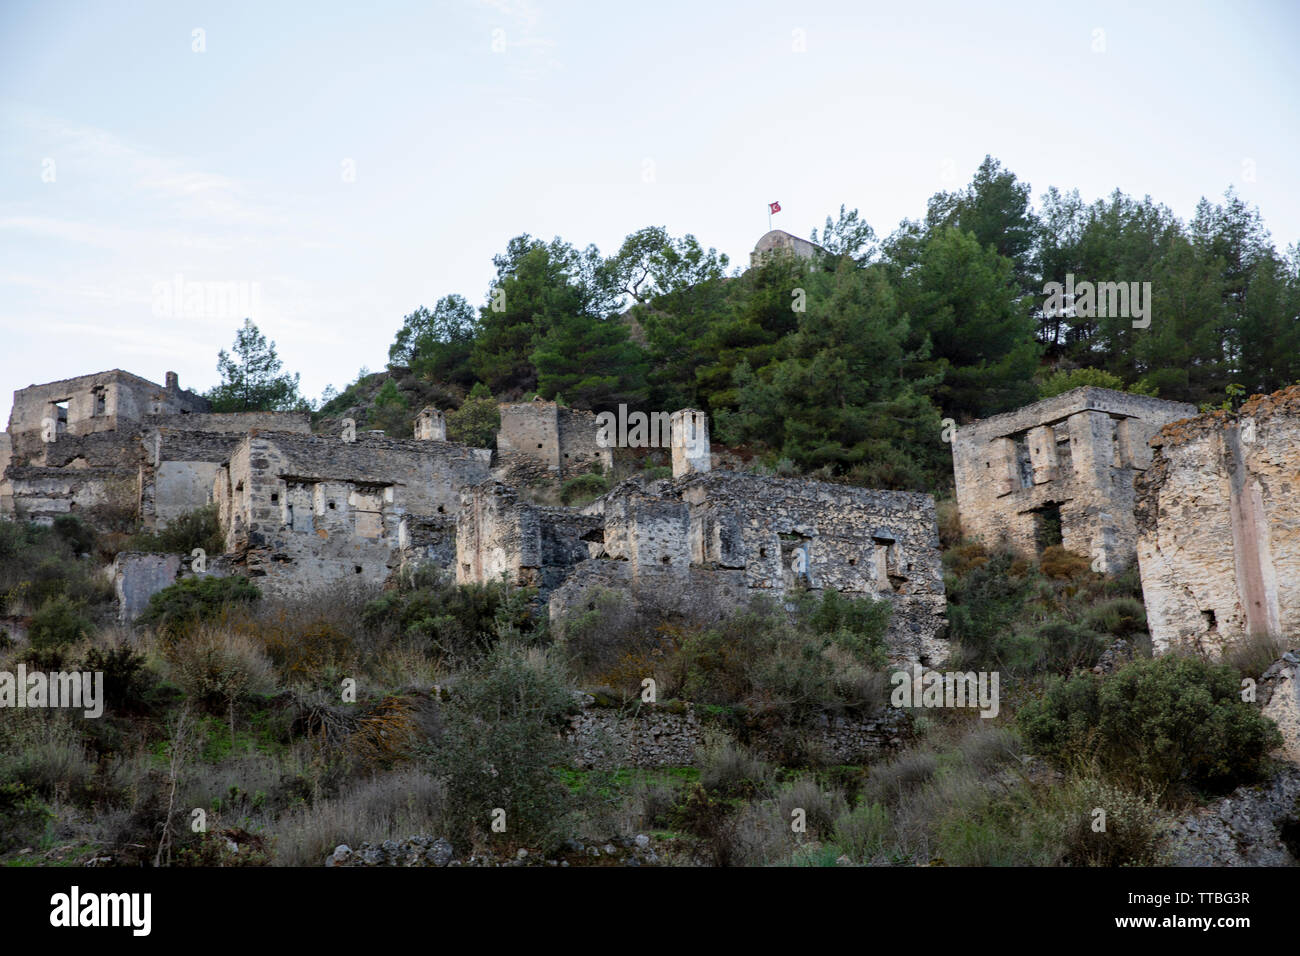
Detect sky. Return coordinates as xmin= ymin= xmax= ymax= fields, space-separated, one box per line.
xmin=1 ymin=0 xmax=1297 ymax=421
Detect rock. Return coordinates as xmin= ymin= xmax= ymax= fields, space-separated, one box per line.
xmin=516 ymin=848 xmax=528 ymax=860
xmin=634 ymin=834 xmax=650 ymax=849
xmin=426 ymin=838 xmax=453 ymax=867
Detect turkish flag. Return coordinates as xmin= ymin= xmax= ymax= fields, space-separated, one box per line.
xmin=769 ymin=201 xmax=781 ymax=214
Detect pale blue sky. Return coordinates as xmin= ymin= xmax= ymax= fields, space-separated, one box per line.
xmin=2 ymin=0 xmax=1297 ymax=419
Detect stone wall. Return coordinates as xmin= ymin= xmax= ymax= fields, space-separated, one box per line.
xmin=953 ymin=387 xmax=1197 ymax=571
xmin=1136 ymin=386 xmax=1300 ymax=655
xmin=749 ymin=229 xmax=824 ymax=268
xmin=109 ymin=550 xmax=235 ymax=623
xmin=5 ymin=370 xmax=206 ymax=457
xmin=567 ymin=696 xmax=911 ymax=769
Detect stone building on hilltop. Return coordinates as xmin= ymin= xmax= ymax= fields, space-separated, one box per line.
xmin=749 ymin=229 xmax=825 ymax=268
xmin=951 ymin=386 xmax=1198 ymax=571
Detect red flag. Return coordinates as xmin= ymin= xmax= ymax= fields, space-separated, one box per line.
xmin=769 ymin=201 xmax=781 ymax=214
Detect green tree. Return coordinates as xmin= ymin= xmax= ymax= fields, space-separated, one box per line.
xmin=470 ymin=235 xmax=615 ymax=395
xmin=891 ymin=227 xmax=1041 ymax=419
xmin=206 ymin=319 xmax=304 ymax=412
xmin=389 ymin=295 xmax=478 ymax=387
xmin=718 ymin=262 xmax=945 ymax=489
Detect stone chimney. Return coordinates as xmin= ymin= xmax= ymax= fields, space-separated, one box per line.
xmin=415 ymin=407 xmax=446 ymax=441
xmin=669 ymin=409 xmax=710 ymax=477
xmin=164 ymin=371 xmax=179 ymax=391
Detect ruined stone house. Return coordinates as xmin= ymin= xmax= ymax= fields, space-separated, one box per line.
xmin=952 ymin=386 xmax=1198 ymax=571
xmin=214 ymin=428 xmax=490 ymax=595
xmin=458 ymin=409 xmax=949 ymax=667
xmin=5 ymin=370 xmax=946 ymax=663
xmin=1 ymin=369 xmax=311 ymax=527
xmin=1136 ymin=386 xmax=1300 ymax=655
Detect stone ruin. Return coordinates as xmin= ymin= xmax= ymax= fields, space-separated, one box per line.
xmin=2 ymin=367 xmax=953 ymax=664
xmin=0 ymin=369 xmax=311 ymax=528
xmin=952 ymin=386 xmax=1197 ymax=571
xmin=1136 ymin=385 xmax=1300 ymax=656
xmin=456 ymin=409 xmax=949 ymax=668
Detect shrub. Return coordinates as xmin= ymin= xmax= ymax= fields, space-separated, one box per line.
xmin=137 ymin=575 xmax=261 ymax=640
xmin=0 ymin=782 xmax=50 ymax=852
xmin=127 ymin=504 xmax=225 ymax=556
xmin=1039 ymin=546 xmax=1093 ymax=580
xmin=698 ymin=733 xmax=773 ymax=798
xmin=362 ymin=577 xmax=537 ymax=664
xmin=945 ymin=549 xmax=1036 ymax=668
xmin=777 ymin=778 xmax=848 ymax=839
xmin=53 ymin=514 xmax=97 ymax=556
xmin=560 ymin=472 xmax=609 ymax=506
xmin=1056 ymin=777 xmax=1170 ymax=866
xmin=166 ymin=627 xmax=277 ymax=728
xmin=445 ymin=384 xmax=500 ymax=448
xmin=1082 ymin=597 xmax=1148 ymax=638
xmin=432 ymin=643 xmax=575 ymax=852
xmin=28 ymin=595 xmax=93 ymax=648
xmin=832 ymin=801 xmax=891 ymax=862
xmin=1018 ymin=655 xmax=1283 ymax=795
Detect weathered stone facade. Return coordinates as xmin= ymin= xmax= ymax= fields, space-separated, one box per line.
xmin=215 ymin=431 xmax=491 ymax=596
xmin=2 ymin=369 xmax=311 ymax=527
xmin=952 ymin=387 xmax=1197 ymax=571
xmin=1136 ymin=387 xmax=1300 ymax=655
xmin=494 ymin=398 xmax=612 ymax=483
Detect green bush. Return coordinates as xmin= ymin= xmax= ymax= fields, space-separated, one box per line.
xmin=137 ymin=575 xmax=261 ymax=640
xmin=560 ymin=472 xmax=609 ymax=506
xmin=52 ymin=515 xmax=97 ymax=556
xmin=432 ymin=643 xmax=575 ymax=851
xmin=28 ymin=595 xmax=93 ymax=648
xmin=1018 ymin=655 xmax=1283 ymax=795
xmin=126 ymin=505 xmax=225 ymax=556
xmin=361 ymin=577 xmax=538 ymax=664
xmin=445 ymin=384 xmax=500 ymax=448
xmin=0 ymin=520 xmax=112 ymax=616
xmin=0 ymin=782 xmax=50 ymax=852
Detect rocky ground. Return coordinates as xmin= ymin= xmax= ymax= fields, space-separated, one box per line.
xmin=326 ymin=834 xmax=663 ymax=867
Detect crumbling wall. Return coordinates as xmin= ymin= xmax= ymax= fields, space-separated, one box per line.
xmin=953 ymin=387 xmax=1197 ymax=571
xmin=568 ymin=697 xmax=910 ymax=769
xmin=460 ymin=469 xmax=949 ymax=667
xmin=110 ymin=551 xmax=235 ymax=623
xmin=1136 ymin=386 xmax=1300 ymax=655
xmin=495 ymin=399 xmax=611 ymax=483
xmin=455 ymin=481 xmax=603 ymax=594
xmin=6 ymin=370 xmax=207 ymax=456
